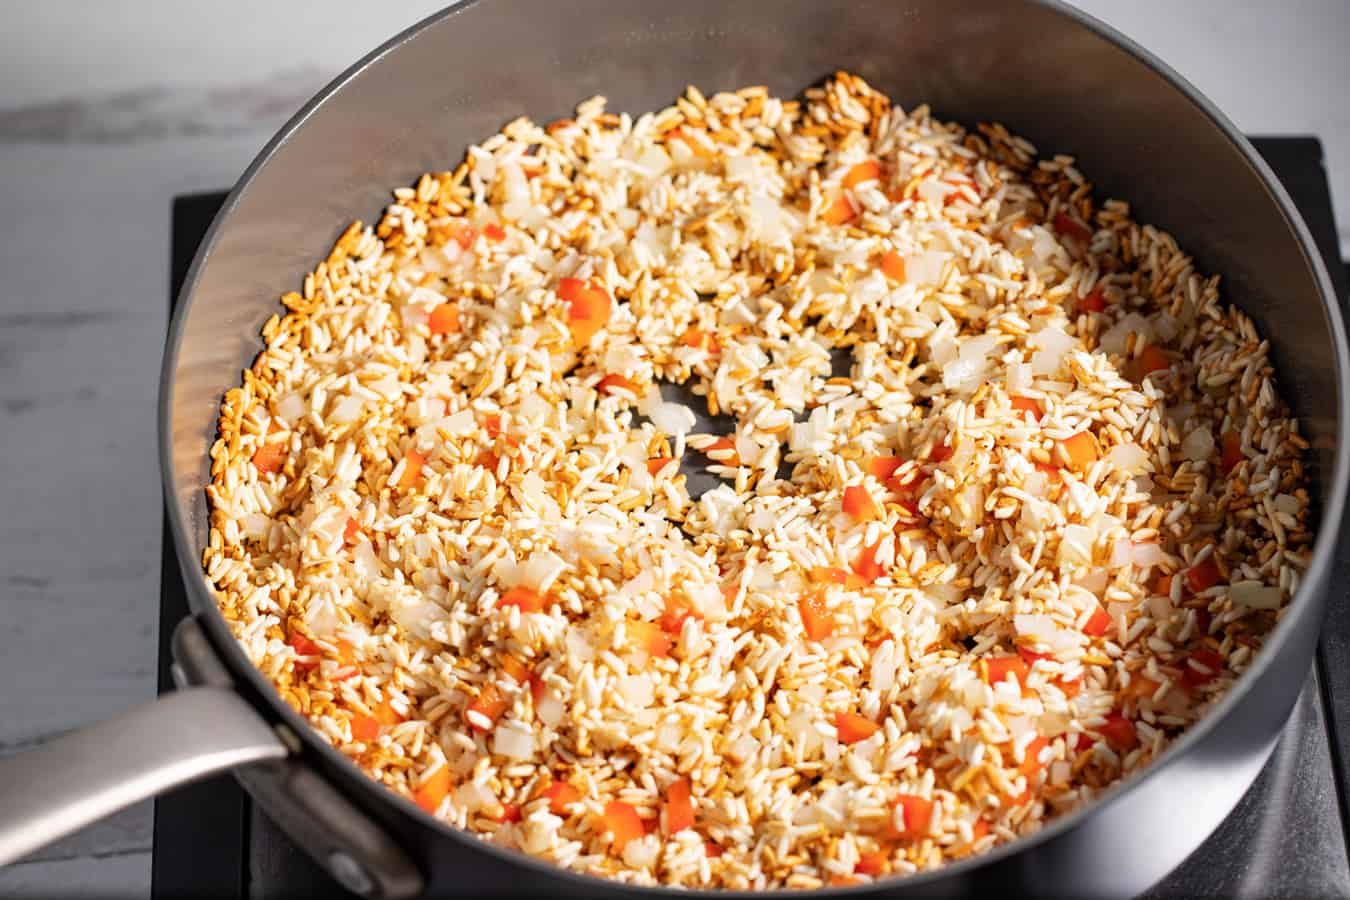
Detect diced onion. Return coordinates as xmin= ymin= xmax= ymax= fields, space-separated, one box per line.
xmin=1106 ymin=442 xmax=1148 ymax=473
xmin=276 ymin=392 xmax=306 ymax=425
xmin=1099 ymin=313 xmax=1152 ymax=356
xmin=650 ymin=401 xmax=697 ymax=436
xmin=1130 ymin=542 xmax=1166 ymax=568
xmin=1030 ymin=326 xmax=1075 ymax=375
xmin=494 ymin=725 xmax=535 ymax=760
xmin=1181 ymin=427 xmax=1215 ymax=463
xmin=1231 ymin=581 xmax=1281 ymax=610
xmin=905 ymin=250 xmax=947 ymax=287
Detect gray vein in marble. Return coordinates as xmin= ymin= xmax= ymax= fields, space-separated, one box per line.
xmin=0 ymin=67 xmax=329 ymax=143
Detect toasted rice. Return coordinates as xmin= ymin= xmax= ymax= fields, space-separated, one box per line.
xmin=204 ymin=72 xmax=1312 ymax=889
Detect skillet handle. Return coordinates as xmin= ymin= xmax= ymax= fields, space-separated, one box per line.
xmin=0 ymin=686 xmax=287 ymax=865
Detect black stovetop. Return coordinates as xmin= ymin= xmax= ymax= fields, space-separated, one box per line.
xmin=152 ymin=138 xmax=1350 ymax=900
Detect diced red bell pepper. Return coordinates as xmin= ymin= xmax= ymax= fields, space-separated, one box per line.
xmin=1053 ymin=211 xmax=1092 ymax=241
xmin=835 ymin=712 xmax=881 ymax=745
xmin=842 ymin=485 xmax=880 ymax=522
xmin=1181 ymin=648 xmax=1225 ymax=688
xmin=428 ymin=303 xmax=461 ymax=335
xmin=1099 ymin=711 xmax=1138 ymax=753
xmin=1009 ymin=395 xmax=1041 ymax=422
xmin=497 ymin=586 xmax=550 ymax=613
xmin=414 ymin=765 xmax=452 ymax=814
xmin=1220 ymin=432 xmax=1243 ymax=475
xmin=852 ymin=540 xmax=887 ymax=585
xmin=1019 ymin=735 xmax=1050 ymax=777
xmin=396 ymin=449 xmax=426 ymax=490
xmin=1082 ymin=605 xmax=1112 ymax=637
xmin=600 ymin=800 xmax=645 ymax=852
xmin=558 ymin=278 xmax=613 ymax=346
xmin=879 ymin=250 xmax=907 ymax=282
xmin=822 ymin=195 xmax=857 ymax=225
xmin=1185 ymin=556 xmax=1223 ymax=593
xmin=465 ymin=684 xmax=508 ymax=731
xmin=843 ymin=160 xmax=883 ymax=189
xmin=799 ymin=593 xmax=834 ymax=641
xmin=664 ymin=777 xmax=695 ymax=835
xmin=596 ymin=373 xmax=640 ymax=396
xmin=887 ymin=794 xmax=934 ymax=840
xmin=540 ymin=780 xmax=582 ymax=815
xmin=983 ymin=654 xmax=1029 ymax=687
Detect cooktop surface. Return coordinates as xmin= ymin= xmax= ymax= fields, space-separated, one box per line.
xmin=152 ymin=137 xmax=1350 ymax=899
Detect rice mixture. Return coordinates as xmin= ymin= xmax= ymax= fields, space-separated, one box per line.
xmin=206 ymin=73 xmax=1313 ymax=888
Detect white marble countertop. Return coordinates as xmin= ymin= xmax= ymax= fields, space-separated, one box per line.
xmin=0 ymin=2 xmax=1346 ymax=896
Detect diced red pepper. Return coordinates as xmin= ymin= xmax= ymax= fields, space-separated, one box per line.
xmin=1019 ymin=736 xmax=1050 ymax=777
xmin=289 ymin=633 xmax=321 ymax=670
xmin=879 ymin=250 xmax=907 ymax=283
xmin=842 ymin=484 xmax=880 ymax=522
xmin=497 ymin=586 xmax=550 ymax=613
xmin=350 ymin=713 xmax=381 ymax=742
xmin=1083 ymin=605 xmax=1112 ymax=638
xmin=835 ymin=712 xmax=881 ymax=745
xmin=446 ymin=221 xmax=477 ymax=249
xmin=629 ymin=620 xmax=672 ymax=658
xmin=928 ymin=441 xmax=953 ymax=463
xmin=558 ymin=278 xmax=613 ymax=346
xmin=540 ymin=780 xmax=582 ymax=815
xmin=1099 ymin=711 xmax=1138 ymax=753
xmin=843 ymin=159 xmax=883 ymax=189
xmin=528 ymin=672 xmax=547 ymax=706
xmin=414 ymin=766 xmax=452 ymax=814
xmin=701 ymin=437 xmax=740 ymax=466
xmin=372 ymin=700 xmax=404 ymax=727
xmin=1220 ymin=432 xmax=1243 ymax=475
xmin=647 ymin=457 xmax=675 ymax=476
xmin=810 ymin=566 xmax=865 ymax=590
xmin=497 ymin=802 xmax=522 ymax=823
xmin=867 ymin=455 xmax=905 ymax=481
xmin=679 ymin=327 xmax=721 ymax=353
xmin=600 ymin=800 xmax=645 ymax=852
xmin=660 ymin=599 xmax=700 ymax=635
xmin=428 ymin=302 xmax=461 ymax=336
xmin=983 ymin=654 xmax=1029 ymax=687
xmin=664 ymin=777 xmax=695 ymax=835
xmin=1060 ymin=432 xmax=1098 ymax=469
xmin=822 ymin=194 xmax=857 ymax=225
xmin=396 ymin=448 xmax=426 ymax=490
xmin=1018 ymin=647 xmax=1053 ymax=666
xmin=465 ymin=684 xmax=508 ymax=731
xmin=343 ymin=517 xmax=361 ymax=544
xmin=705 ymin=841 xmax=724 ymax=858
xmin=799 ymin=593 xmax=834 ymax=641
xmin=1053 ymin=211 xmax=1092 ymax=241
xmin=483 ymin=223 xmax=507 ymax=243
xmin=1135 ymin=345 xmax=1170 ymax=378
xmin=1078 ymin=287 xmax=1106 ymax=313
xmin=1181 ymin=648 xmax=1225 ymax=688
xmin=251 ymin=434 xmax=287 ymax=475
xmin=886 ymin=794 xmax=934 ymax=840
xmin=1009 ymin=395 xmax=1041 ymax=422
xmin=852 ymin=540 xmax=887 ymax=585
xmin=854 ymin=851 xmax=887 ymax=876
xmin=1185 ymin=556 xmax=1223 ymax=593
xmin=500 ymin=655 xmax=531 ymax=684
xmin=596 ymin=373 xmax=640 ymax=396
xmin=830 ymin=876 xmax=864 ymax=887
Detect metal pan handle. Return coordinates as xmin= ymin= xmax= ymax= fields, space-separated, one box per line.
xmin=0 ymin=686 xmax=287 ymax=865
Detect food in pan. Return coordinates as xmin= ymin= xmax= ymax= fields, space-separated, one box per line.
xmin=205 ymin=73 xmax=1312 ymax=888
